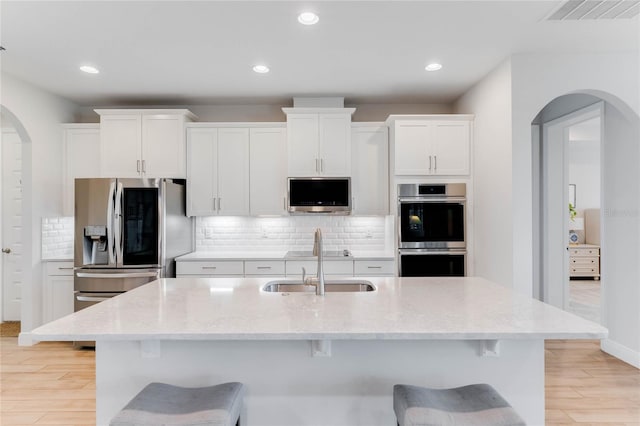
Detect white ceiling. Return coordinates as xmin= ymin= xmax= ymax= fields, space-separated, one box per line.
xmin=1 ymin=1 xmax=638 ymax=106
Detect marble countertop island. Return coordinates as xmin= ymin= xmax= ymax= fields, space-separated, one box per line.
xmin=25 ymin=276 xmax=606 ymax=343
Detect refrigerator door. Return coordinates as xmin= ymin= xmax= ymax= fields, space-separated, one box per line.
xmin=74 ymin=268 xmax=160 ymax=293
xmin=115 ymin=178 xmax=163 ymax=268
xmin=74 ymin=178 xmax=117 ymax=268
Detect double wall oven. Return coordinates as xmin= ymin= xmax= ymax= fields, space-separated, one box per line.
xmin=398 ymin=183 xmax=466 ymax=277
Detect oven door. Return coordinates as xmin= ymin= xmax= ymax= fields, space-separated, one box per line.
xmin=399 ymin=250 xmax=466 ymax=277
xmin=398 ymin=199 xmax=465 ymax=249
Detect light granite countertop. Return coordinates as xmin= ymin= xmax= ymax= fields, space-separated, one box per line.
xmin=175 ymin=250 xmax=395 ymax=261
xmin=25 ymin=276 xmax=607 ymax=343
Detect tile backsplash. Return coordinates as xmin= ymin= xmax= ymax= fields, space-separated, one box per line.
xmin=41 ymin=217 xmax=74 ymax=259
xmin=196 ymin=216 xmax=393 ymax=252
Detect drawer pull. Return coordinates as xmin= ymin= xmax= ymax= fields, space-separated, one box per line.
xmin=201 ymin=266 xmax=217 ymax=270
xmin=367 ymin=266 xmax=382 ymax=269
xmin=58 ymin=267 xmax=74 ymax=270
xmin=257 ymin=266 xmax=272 ymax=270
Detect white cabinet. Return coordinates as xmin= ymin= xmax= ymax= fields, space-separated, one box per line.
xmin=354 ymin=260 xmax=395 ymax=276
xmin=388 ymin=116 xmax=472 ymax=176
xmin=42 ymin=261 xmax=74 ymax=323
xmin=285 ymin=260 xmax=354 ymax=277
xmin=176 ymin=260 xmax=244 ymax=277
xmin=283 ymin=108 xmax=355 ymax=176
xmin=351 ymin=124 xmax=389 ymax=215
xmin=62 ymin=124 xmax=100 ymax=216
xmin=249 ymin=128 xmax=287 ymax=216
xmin=186 ymin=127 xmax=250 ymax=216
xmin=96 ymin=109 xmax=195 ymax=178
xmin=244 ymin=260 xmax=285 ymax=276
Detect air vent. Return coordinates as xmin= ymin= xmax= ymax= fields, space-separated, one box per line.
xmin=546 ymin=0 xmax=640 ymax=20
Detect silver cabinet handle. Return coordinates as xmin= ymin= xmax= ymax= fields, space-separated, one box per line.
xmin=58 ymin=267 xmax=74 ymax=270
xmin=137 ymin=160 xmax=141 ymax=173
xmin=429 ymin=155 xmax=432 ymax=172
xmin=434 ymin=155 xmax=437 ymax=171
xmin=257 ymin=266 xmax=272 ymax=270
xmin=284 ymin=197 xmax=287 ymax=210
xmin=76 ymin=295 xmax=112 ymax=302
xmin=218 ymin=198 xmax=221 ymax=211
xmin=142 ymin=160 xmax=146 ymax=173
xmin=320 ymin=158 xmax=324 ymax=172
xmin=367 ymin=266 xmax=382 ymax=269
xmin=315 ymin=158 xmax=319 ymax=172
xmin=76 ymin=272 xmax=158 ymax=278
xmin=1 ymin=248 xmax=10 ymax=254
xmin=213 ymin=198 xmax=216 ymax=211
xmin=202 ymin=266 xmax=217 ymax=270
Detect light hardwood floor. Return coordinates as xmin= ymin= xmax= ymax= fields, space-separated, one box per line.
xmin=1 ymin=338 xmax=638 ymax=425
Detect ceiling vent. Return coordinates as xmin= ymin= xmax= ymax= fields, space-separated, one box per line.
xmin=546 ymin=0 xmax=640 ymax=20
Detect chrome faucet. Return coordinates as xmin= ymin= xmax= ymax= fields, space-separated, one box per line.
xmin=303 ymin=228 xmax=325 ymax=295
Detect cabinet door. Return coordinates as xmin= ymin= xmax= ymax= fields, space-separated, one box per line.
xmin=62 ymin=126 xmax=100 ymax=216
xmin=142 ymin=115 xmax=186 ymax=178
xmin=394 ymin=122 xmax=431 ymax=175
xmin=351 ymin=126 xmax=389 ymax=215
xmin=319 ymin=114 xmax=351 ymax=176
xmin=100 ymin=114 xmax=142 ymax=177
xmin=250 ymin=128 xmax=287 ymax=215
xmin=186 ymin=128 xmax=218 ymax=216
xmin=431 ymin=121 xmax=470 ymax=176
xmin=49 ymin=276 xmax=74 ymax=322
xmin=217 ymin=128 xmax=250 ymax=216
xmin=287 ymin=114 xmax=319 ymax=176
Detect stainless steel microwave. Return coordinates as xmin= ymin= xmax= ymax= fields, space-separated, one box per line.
xmin=288 ymin=177 xmax=351 ymax=214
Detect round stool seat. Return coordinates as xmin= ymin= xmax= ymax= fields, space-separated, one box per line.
xmin=110 ymin=382 xmax=245 ymax=426
xmin=394 ymin=383 xmax=525 ymax=426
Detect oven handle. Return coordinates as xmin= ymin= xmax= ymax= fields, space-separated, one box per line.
xmin=399 ymin=250 xmax=467 ymax=256
xmin=398 ymin=197 xmax=466 ymax=203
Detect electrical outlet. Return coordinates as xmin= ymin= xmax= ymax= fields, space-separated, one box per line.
xmin=204 ymin=228 xmax=214 ymax=239
xmin=365 ymin=229 xmax=373 ymax=239
xmin=261 ymin=228 xmax=268 ymax=239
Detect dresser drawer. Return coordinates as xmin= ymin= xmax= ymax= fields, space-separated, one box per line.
xmin=45 ymin=261 xmax=75 ymax=276
xmin=245 ymin=260 xmax=285 ymax=276
xmin=570 ymin=266 xmax=600 ymax=276
xmin=569 ymin=247 xmax=599 ymax=256
xmin=354 ymin=260 xmax=395 ymax=276
xmin=176 ymin=261 xmax=244 ymax=276
xmin=570 ymin=257 xmax=599 ymax=266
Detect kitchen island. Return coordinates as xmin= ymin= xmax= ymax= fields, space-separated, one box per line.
xmin=23 ymin=276 xmax=606 ymax=425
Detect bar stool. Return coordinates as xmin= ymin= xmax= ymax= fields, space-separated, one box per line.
xmin=110 ymin=382 xmax=245 ymax=426
xmin=393 ymin=383 xmax=525 ymax=426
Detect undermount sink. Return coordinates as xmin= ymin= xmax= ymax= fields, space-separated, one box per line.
xmin=262 ymin=280 xmax=376 ymax=293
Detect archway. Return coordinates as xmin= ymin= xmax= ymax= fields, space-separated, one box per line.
xmin=531 ymin=91 xmax=640 ymax=367
xmin=0 ymin=106 xmax=32 ymax=328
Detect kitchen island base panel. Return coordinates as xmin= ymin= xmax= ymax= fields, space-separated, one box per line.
xmin=96 ymin=339 xmax=543 ymax=425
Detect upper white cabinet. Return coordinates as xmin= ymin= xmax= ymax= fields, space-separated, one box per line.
xmin=186 ymin=126 xmax=250 ymax=216
xmin=387 ymin=115 xmax=472 ymax=176
xmin=283 ymin=108 xmax=355 ymax=177
xmin=249 ymin=127 xmax=287 ymax=216
xmin=62 ymin=124 xmax=101 ymax=216
xmin=96 ymin=109 xmax=195 ymax=178
xmin=351 ymin=124 xmax=389 ymax=216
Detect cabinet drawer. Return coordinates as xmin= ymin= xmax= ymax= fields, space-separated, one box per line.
xmin=570 ymin=266 xmax=600 ymax=275
xmin=569 ymin=248 xmax=599 ymax=256
xmin=354 ymin=260 xmax=395 ymax=276
xmin=45 ymin=261 xmax=74 ymax=276
xmin=285 ymin=260 xmax=354 ymax=277
xmin=570 ymin=257 xmax=598 ymax=266
xmin=176 ymin=261 xmax=243 ymax=276
xmin=245 ymin=260 xmax=285 ymax=276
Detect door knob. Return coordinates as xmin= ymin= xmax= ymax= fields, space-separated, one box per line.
xmin=2 ymin=248 xmax=11 ymax=254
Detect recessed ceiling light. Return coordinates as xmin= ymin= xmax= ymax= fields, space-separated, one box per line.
xmin=298 ymin=12 xmax=319 ymax=25
xmin=425 ymin=63 xmax=443 ymax=72
xmin=80 ymin=65 xmax=99 ymax=74
xmin=253 ymin=64 xmax=270 ymax=74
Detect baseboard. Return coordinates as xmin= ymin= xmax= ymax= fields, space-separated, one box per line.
xmin=601 ymin=338 xmax=640 ymax=369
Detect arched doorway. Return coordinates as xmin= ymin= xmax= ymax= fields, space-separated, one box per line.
xmin=532 ymin=92 xmax=640 ymax=366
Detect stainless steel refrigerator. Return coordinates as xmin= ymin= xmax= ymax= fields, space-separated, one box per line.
xmin=74 ymin=178 xmax=193 ymax=314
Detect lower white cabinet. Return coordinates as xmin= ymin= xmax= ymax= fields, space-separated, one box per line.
xmin=285 ymin=260 xmax=354 ymax=277
xmin=354 ymin=260 xmax=395 ymax=276
xmin=245 ymin=260 xmax=285 ymax=276
xmin=43 ymin=261 xmax=74 ymax=323
xmin=176 ymin=260 xmax=244 ymax=277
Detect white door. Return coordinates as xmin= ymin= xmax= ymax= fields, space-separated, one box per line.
xmin=186 ymin=128 xmax=218 ymax=216
xmin=351 ymin=126 xmax=389 ymax=215
xmin=100 ymin=114 xmax=142 ymax=177
xmin=217 ymin=128 xmax=249 ymax=216
xmin=2 ymin=129 xmax=22 ymax=321
xmin=432 ymin=121 xmax=470 ymax=176
xmin=393 ymin=122 xmax=431 ymax=175
xmin=319 ymin=114 xmax=351 ymax=176
xmin=250 ymin=128 xmax=287 ymax=215
xmin=287 ymin=114 xmax=319 ymax=176
xmin=142 ymin=115 xmax=185 ymax=178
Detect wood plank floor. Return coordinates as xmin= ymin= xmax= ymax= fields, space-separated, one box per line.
xmin=1 ymin=338 xmax=638 ymax=425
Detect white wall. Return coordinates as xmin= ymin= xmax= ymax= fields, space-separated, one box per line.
xmin=508 ymin=52 xmax=640 ymax=364
xmin=454 ymin=59 xmax=513 ymax=288
xmin=1 ymin=72 xmax=78 ymax=331
xmin=568 ymin=138 xmax=600 ymax=213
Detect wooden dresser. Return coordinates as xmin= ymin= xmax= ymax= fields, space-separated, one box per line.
xmin=569 ymin=244 xmax=600 ymax=280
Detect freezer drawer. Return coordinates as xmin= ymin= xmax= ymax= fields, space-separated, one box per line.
xmin=74 ymin=268 xmax=160 ymax=293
